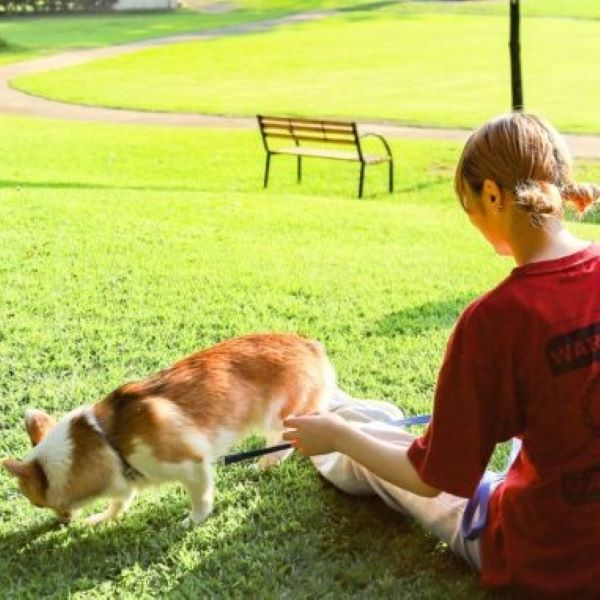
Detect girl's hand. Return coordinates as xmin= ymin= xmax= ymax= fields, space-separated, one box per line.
xmin=282 ymin=412 xmax=349 ymax=457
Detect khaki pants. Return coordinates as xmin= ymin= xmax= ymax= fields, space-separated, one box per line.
xmin=310 ymin=391 xmax=482 ymax=570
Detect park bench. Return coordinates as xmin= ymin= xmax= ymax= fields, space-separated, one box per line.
xmin=257 ymin=115 xmax=394 ymax=198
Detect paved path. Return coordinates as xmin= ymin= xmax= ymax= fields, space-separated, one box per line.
xmin=0 ymin=11 xmax=334 ymax=126
xmin=1 ymin=10 xmax=599 ymax=159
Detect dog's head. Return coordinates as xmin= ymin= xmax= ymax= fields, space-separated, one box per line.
xmin=2 ymin=409 xmax=72 ymax=521
xmin=3 ymin=409 xmax=118 ymax=523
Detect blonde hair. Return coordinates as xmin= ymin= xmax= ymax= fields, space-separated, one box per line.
xmin=454 ymin=113 xmax=600 ymax=227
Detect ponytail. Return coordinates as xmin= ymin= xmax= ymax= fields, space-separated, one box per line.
xmin=560 ymin=182 xmax=600 ymax=214
xmin=455 ymin=113 xmax=599 ymax=225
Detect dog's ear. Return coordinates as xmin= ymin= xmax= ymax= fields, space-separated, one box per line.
xmin=24 ymin=409 xmax=56 ymax=446
xmin=2 ymin=458 xmax=28 ymax=478
xmin=2 ymin=459 xmax=48 ymax=507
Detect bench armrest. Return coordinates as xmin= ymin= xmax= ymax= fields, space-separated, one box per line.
xmin=359 ymin=132 xmax=393 ymax=161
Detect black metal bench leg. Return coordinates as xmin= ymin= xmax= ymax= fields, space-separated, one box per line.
xmin=263 ymin=153 xmax=272 ymax=188
xmin=358 ymin=162 xmax=366 ymax=198
xmin=389 ymin=160 xmax=394 ymax=193
xmin=297 ymin=156 xmax=302 ymax=183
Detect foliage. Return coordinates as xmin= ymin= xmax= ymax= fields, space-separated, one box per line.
xmin=0 ymin=0 xmax=116 ymax=16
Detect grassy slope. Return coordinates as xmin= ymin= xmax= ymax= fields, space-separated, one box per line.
xmin=0 ymin=114 xmax=598 ymax=597
xmin=0 ymin=6 xmax=293 ymax=65
xmin=0 ymin=15 xmax=204 ymax=64
xmin=1 ymin=0 xmax=598 ymax=65
xmin=389 ymin=0 xmax=600 ymax=18
xmin=12 ymin=4 xmax=600 ymax=133
xmin=0 ymin=0 xmax=375 ymax=65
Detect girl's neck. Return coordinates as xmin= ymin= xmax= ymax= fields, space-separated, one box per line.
xmin=511 ymin=225 xmax=590 ymax=266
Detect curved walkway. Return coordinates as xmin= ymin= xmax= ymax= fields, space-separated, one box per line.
xmin=1 ymin=10 xmax=599 ymax=158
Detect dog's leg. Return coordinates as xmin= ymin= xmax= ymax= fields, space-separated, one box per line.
xmin=259 ymin=386 xmax=329 ymax=471
xmin=85 ymin=489 xmax=137 ymax=526
xmin=182 ymin=460 xmax=214 ymax=528
xmin=258 ymin=429 xmax=294 ymax=470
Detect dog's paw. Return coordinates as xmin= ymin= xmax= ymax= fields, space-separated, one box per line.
xmin=182 ymin=505 xmax=212 ymax=528
xmin=181 ymin=515 xmax=197 ymax=529
xmin=258 ymin=454 xmax=281 ymax=470
xmin=85 ymin=512 xmax=112 ymax=527
xmin=181 ymin=513 xmax=207 ymax=529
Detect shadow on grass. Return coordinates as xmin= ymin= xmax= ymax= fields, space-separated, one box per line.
xmin=165 ymin=471 xmax=480 ymax=598
xmin=1 ymin=492 xmax=194 ymax=595
xmin=394 ymin=176 xmax=449 ymax=195
xmin=338 ymin=0 xmax=400 ymax=14
xmin=0 ymin=178 xmax=253 ymax=194
xmin=371 ymin=293 xmax=477 ymax=337
xmin=1 ymin=177 xmax=368 ymax=200
xmin=0 ymin=39 xmax=29 ymax=54
xmin=1 ymin=177 xmax=448 ymax=201
xmin=1 ymin=458 xmax=482 ymax=597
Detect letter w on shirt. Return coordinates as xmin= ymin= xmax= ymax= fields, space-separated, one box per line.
xmin=546 ymin=322 xmax=600 ymax=376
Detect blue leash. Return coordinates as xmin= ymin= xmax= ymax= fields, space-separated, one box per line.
xmin=461 ymin=437 xmax=522 ymax=540
xmin=222 ymin=411 xmax=520 ymax=542
xmin=221 ymin=413 xmax=431 ymax=466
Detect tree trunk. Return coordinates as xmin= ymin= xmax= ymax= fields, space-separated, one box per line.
xmin=509 ymin=0 xmax=524 ymax=111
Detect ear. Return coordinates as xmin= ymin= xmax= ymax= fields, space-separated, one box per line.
xmin=481 ymin=179 xmax=504 ymax=211
xmin=2 ymin=459 xmax=48 ymax=506
xmin=2 ymin=458 xmax=27 ymax=478
xmin=25 ymin=409 xmax=56 ymax=446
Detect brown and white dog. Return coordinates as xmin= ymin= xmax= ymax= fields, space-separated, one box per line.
xmin=2 ymin=333 xmax=335 ymax=527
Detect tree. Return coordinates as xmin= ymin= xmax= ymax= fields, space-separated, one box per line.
xmin=509 ymin=0 xmax=524 ymax=111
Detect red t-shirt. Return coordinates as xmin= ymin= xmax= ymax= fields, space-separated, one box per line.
xmin=408 ymin=244 xmax=600 ymax=597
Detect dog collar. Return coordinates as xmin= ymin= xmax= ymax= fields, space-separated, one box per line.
xmin=84 ymin=409 xmax=144 ymax=481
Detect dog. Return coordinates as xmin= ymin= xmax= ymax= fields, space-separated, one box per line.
xmin=2 ymin=333 xmax=335 ymax=527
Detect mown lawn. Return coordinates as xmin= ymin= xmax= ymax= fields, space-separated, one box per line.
xmin=0 ymin=4 xmax=295 ymax=65
xmin=1 ymin=0 xmax=599 ymax=65
xmin=0 ymin=0 xmax=387 ymax=65
xmin=10 ymin=1 xmax=600 ymax=133
xmin=0 ymin=13 xmax=205 ymax=64
xmin=388 ymin=0 xmax=600 ymax=19
xmin=0 ymin=114 xmax=598 ymax=597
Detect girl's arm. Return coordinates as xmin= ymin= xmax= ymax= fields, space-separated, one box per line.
xmin=283 ymin=413 xmax=440 ymax=498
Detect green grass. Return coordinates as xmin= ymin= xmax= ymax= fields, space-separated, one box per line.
xmin=1 ymin=0 xmax=599 ymax=66
xmin=387 ymin=0 xmax=600 ymax=19
xmin=13 ymin=5 xmax=600 ymax=133
xmin=0 ymin=0 xmax=380 ymax=65
xmin=0 ymin=114 xmax=598 ymax=597
xmin=0 ymin=4 xmax=598 ymax=594
xmin=0 ymin=6 xmax=293 ymax=65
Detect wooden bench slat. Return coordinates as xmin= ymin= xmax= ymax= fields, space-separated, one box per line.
xmin=259 ymin=115 xmax=355 ymax=128
xmin=275 ymin=147 xmax=359 ymax=161
xmin=262 ymin=123 xmax=356 ymax=135
xmin=273 ymin=146 xmax=389 ymax=164
xmin=264 ymin=133 xmax=358 ymax=146
xmin=261 ymin=120 xmax=354 ymax=131
xmin=263 ymin=131 xmax=356 ymax=142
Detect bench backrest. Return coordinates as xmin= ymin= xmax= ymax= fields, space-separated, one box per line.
xmin=258 ymin=115 xmax=360 ymax=151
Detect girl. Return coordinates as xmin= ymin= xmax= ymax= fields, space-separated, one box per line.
xmin=283 ymin=113 xmax=600 ymax=596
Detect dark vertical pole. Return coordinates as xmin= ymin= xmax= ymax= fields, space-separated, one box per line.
xmin=263 ymin=153 xmax=271 ymax=188
xmin=358 ymin=163 xmax=366 ymax=199
xmin=509 ymin=0 xmax=524 ymax=112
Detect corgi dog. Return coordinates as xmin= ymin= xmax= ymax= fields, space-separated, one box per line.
xmin=2 ymin=333 xmax=335 ymax=527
